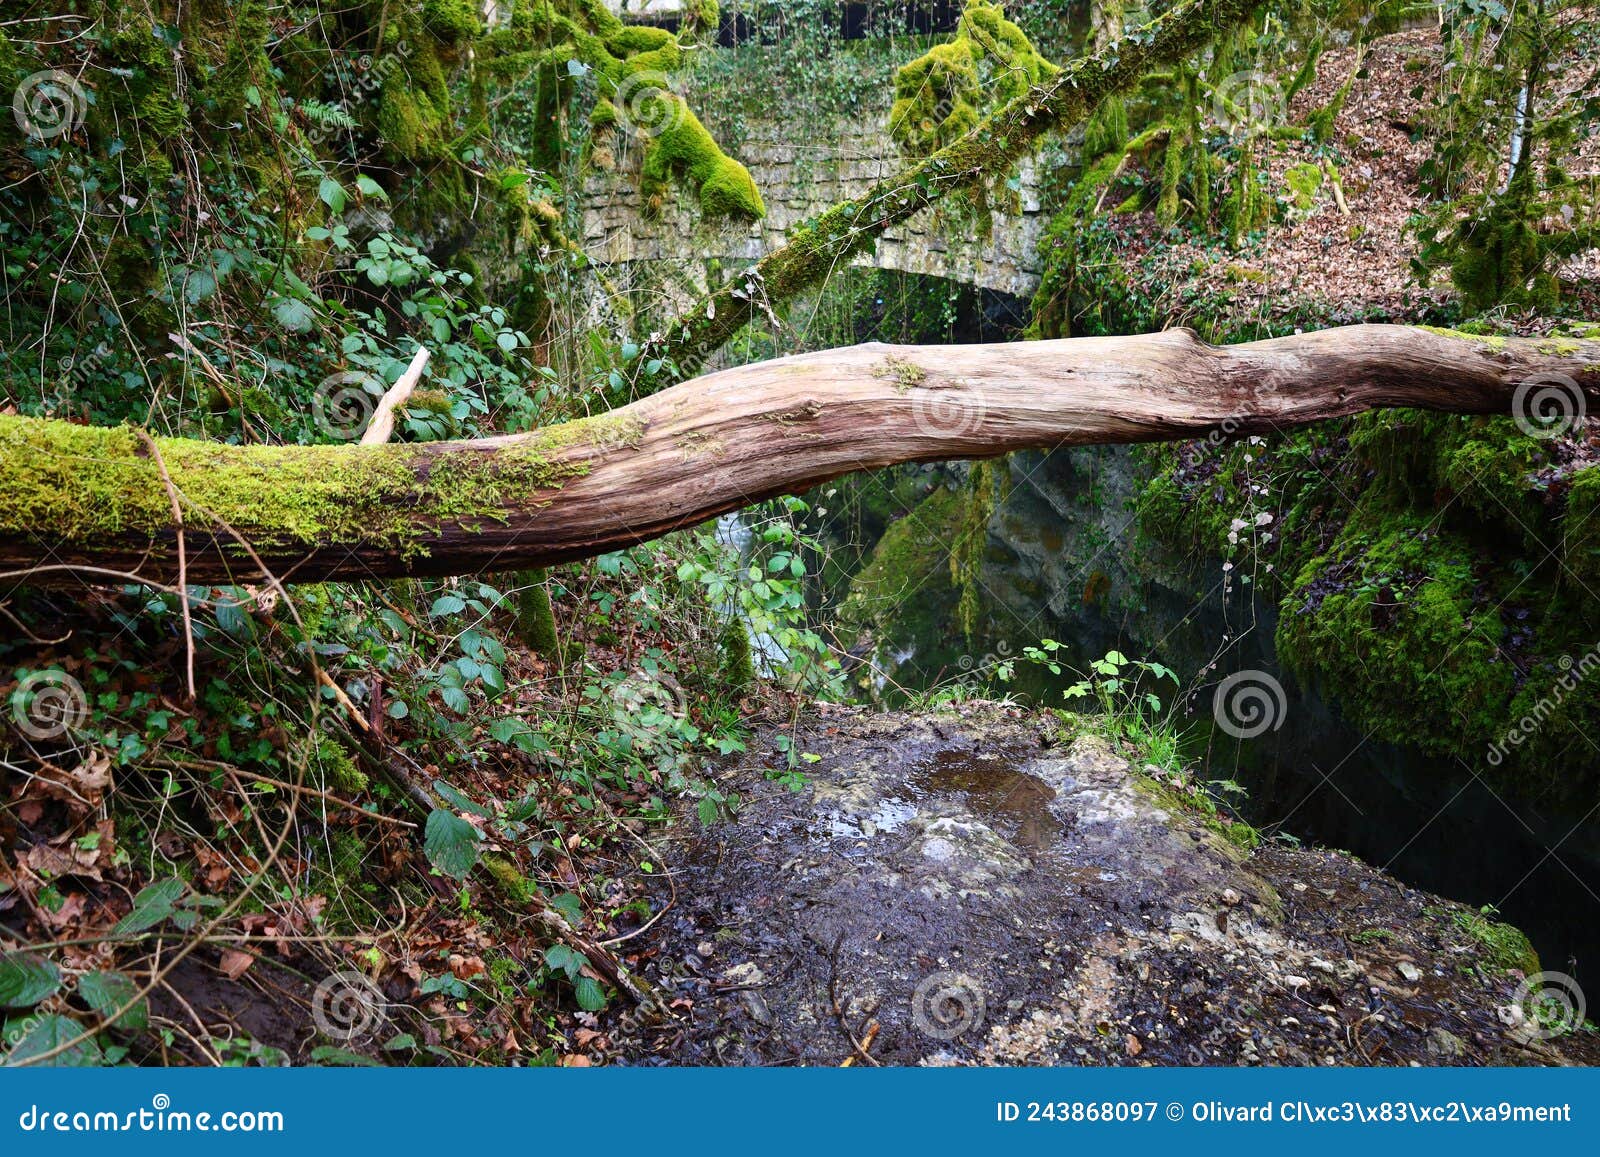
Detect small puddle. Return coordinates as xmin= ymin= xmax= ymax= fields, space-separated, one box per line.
xmin=907 ymin=749 xmax=1065 ymax=853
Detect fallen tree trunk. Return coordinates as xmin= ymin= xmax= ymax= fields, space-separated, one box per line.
xmin=1 ymin=324 xmax=1594 ymax=587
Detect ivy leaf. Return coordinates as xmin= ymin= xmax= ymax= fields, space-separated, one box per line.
xmin=423 ymin=809 xmax=481 ymax=879
xmin=113 ymin=877 xmax=185 ymax=935
xmin=77 ymin=970 xmax=148 ymax=1031
xmin=0 ymin=953 xmax=62 ymax=1008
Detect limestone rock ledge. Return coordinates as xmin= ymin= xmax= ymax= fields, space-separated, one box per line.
xmin=608 ymin=704 xmax=1597 ymax=1066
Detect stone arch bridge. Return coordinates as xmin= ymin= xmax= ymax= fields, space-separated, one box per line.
xmin=580 ymin=115 xmax=1048 ymax=305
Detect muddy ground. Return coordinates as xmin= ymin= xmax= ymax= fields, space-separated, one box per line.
xmin=606 ymin=704 xmax=1597 ymax=1066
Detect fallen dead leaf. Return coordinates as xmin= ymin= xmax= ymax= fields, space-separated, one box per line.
xmin=219 ymin=949 xmax=256 ymax=980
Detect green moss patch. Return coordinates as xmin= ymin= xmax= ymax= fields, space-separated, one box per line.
xmin=0 ymin=412 xmax=647 ymax=558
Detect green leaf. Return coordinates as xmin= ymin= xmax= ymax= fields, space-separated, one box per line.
xmin=318 ymin=176 xmax=347 ymax=214
xmin=548 ymin=892 xmax=584 ymax=925
xmin=113 ymin=877 xmax=185 ymax=935
xmin=573 ymin=976 xmax=607 ymax=1011
xmin=2 ymin=1013 xmax=102 ymax=1066
xmin=271 ymin=297 xmax=315 ymax=332
xmin=543 ymin=944 xmax=583 ymax=978
xmin=488 ymin=717 xmax=524 ymax=743
xmin=0 ymin=953 xmax=62 ymax=1008
xmin=309 ymin=1045 xmax=381 ymax=1066
xmin=423 ymin=809 xmax=481 ymax=878
xmin=429 ymin=594 xmax=466 ymax=617
xmin=354 ymin=174 xmax=389 ymax=202
xmin=77 ymin=970 xmax=148 ymax=1031
xmin=432 ymin=779 xmax=494 ymax=819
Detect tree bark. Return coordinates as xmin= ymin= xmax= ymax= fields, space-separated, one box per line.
xmin=1 ymin=324 xmax=1594 ymax=587
xmin=657 ymin=0 xmax=1262 ymax=371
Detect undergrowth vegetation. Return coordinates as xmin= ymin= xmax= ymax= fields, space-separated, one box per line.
xmin=1 ymin=0 xmax=1595 ymax=1067
xmin=0 ymin=0 xmax=842 ymax=1065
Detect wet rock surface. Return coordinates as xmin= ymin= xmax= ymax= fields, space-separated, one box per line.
xmin=607 ymin=705 xmax=1596 ymax=1066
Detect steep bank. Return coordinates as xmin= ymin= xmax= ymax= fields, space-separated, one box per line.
xmin=603 ymin=705 xmax=1593 ymax=1066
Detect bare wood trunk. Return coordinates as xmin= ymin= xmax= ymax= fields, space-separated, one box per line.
xmin=1 ymin=324 xmax=1594 ymax=587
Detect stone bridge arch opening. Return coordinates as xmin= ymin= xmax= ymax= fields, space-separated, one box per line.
xmin=580 ymin=120 xmax=1047 ymax=328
